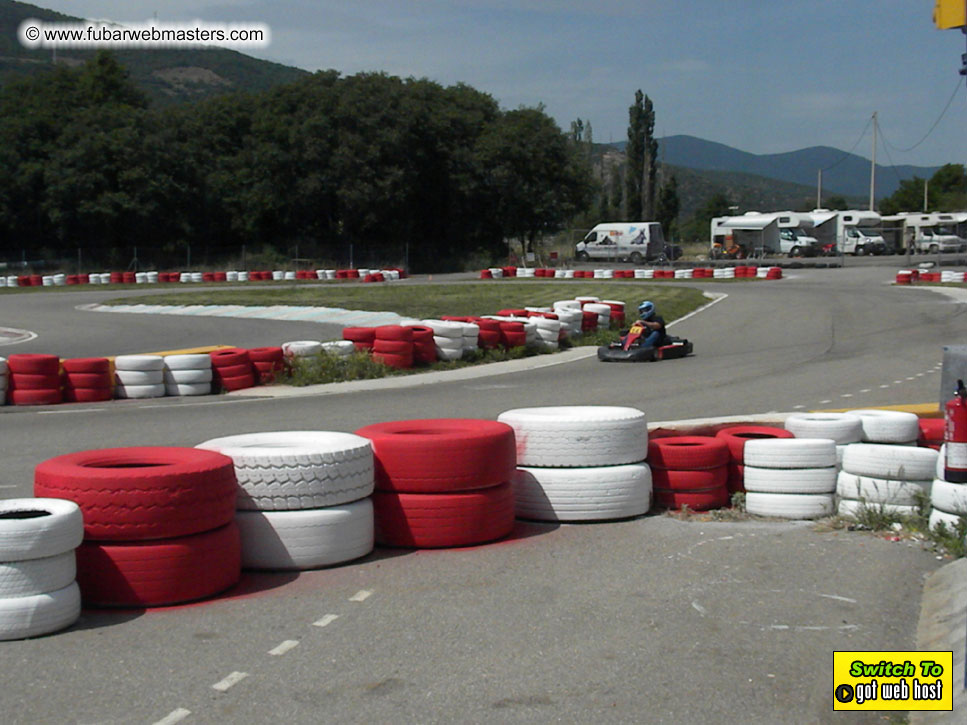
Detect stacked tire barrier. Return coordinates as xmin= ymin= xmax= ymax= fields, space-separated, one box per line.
xmin=5 ymin=354 xmax=62 ymax=406
xmin=714 ymin=425 xmax=795 ymax=493
xmin=372 ymin=326 xmax=414 ymax=369
xmin=837 ymin=444 xmax=936 ymax=518
xmin=846 ymin=409 xmax=920 ymax=445
xmin=648 ymin=436 xmax=730 ymax=511
xmin=0 ymin=498 xmax=83 ymax=640
xmin=62 ymin=358 xmax=113 ymax=403
xmin=249 ymin=346 xmax=288 ymax=383
xmin=784 ymin=412 xmax=863 ymax=465
xmin=498 ymin=406 xmax=652 ymax=521
xmin=163 ymin=354 xmax=212 ymax=397
xmin=355 ymin=420 xmax=516 ymax=548
xmin=196 ymin=432 xmax=375 ymax=570
xmin=742 ymin=439 xmax=837 ymax=519
xmin=210 ymin=348 xmax=256 ymax=391
xmin=113 ymin=355 xmax=165 ymax=400
xmin=931 ymin=446 xmax=967 ymax=532
xmin=421 ymin=320 xmax=465 ymax=362
xmin=33 ymin=447 xmax=241 ymax=607
xmin=477 ymin=266 xmax=785 ymax=282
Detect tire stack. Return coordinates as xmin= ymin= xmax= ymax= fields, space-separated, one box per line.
xmin=371 ymin=326 xmax=414 ymax=369
xmin=472 ymin=319 xmax=501 ymax=350
xmin=784 ymin=412 xmax=863 ymax=465
xmin=531 ymin=316 xmax=561 ymax=351
xmin=496 ymin=320 xmax=527 ymax=349
xmin=113 ymin=355 xmax=167 ymax=399
xmin=355 ymin=419 xmax=516 ymax=548
xmin=930 ymin=447 xmax=967 ymax=533
xmin=845 ymin=409 xmax=920 ymax=446
xmin=714 ymin=425 xmax=796 ymax=493
xmin=0 ymin=498 xmax=83 ymax=640
xmin=342 ymin=327 xmax=376 ymax=352
xmin=281 ymin=340 xmax=322 ymax=359
xmin=648 ymin=436 xmax=730 ymax=511
xmin=163 ymin=353 xmax=212 ymax=397
xmin=601 ymin=300 xmax=626 ymax=327
xmin=498 ymin=406 xmax=652 ymax=521
xmin=249 ymin=346 xmax=287 ymax=383
xmin=837 ymin=444 xmax=936 ymax=519
xmin=34 ymin=447 xmax=241 ymax=607
xmin=743 ymin=439 xmax=837 ymax=519
xmin=6 ymin=354 xmax=63 ymax=406
xmin=196 ymin=432 xmax=376 ymax=570
xmin=583 ymin=303 xmax=613 ymax=330
xmin=210 ymin=348 xmax=256 ymax=391
xmin=422 ymin=320 xmax=465 ymax=361
xmin=61 ymin=357 xmax=113 ymax=403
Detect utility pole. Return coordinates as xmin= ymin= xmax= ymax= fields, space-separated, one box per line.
xmin=817 ymin=169 xmax=823 ymax=209
xmin=869 ymin=111 xmax=877 ymax=211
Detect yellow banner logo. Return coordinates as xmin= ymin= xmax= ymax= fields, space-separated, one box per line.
xmin=833 ymin=651 xmax=953 ymax=711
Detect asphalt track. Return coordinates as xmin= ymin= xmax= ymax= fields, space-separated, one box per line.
xmin=0 ymin=265 xmax=962 ymax=723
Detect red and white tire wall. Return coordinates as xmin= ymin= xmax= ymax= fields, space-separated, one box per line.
xmin=647 ymin=436 xmax=730 ymax=511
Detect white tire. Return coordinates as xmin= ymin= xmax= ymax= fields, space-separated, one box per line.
xmin=553 ymin=300 xmax=581 ymax=311
xmin=743 ymin=466 xmax=837 ymax=494
xmin=533 ymin=318 xmax=561 ymax=333
xmin=163 ymin=368 xmax=213 ymax=384
xmin=497 ymin=406 xmax=648 ymax=467
xmin=321 ymin=340 xmax=355 ymax=357
xmin=0 ymin=357 xmax=7 ymax=374
xmin=837 ymin=499 xmax=919 ymax=519
xmin=165 ymin=382 xmax=211 ymax=397
xmin=846 ymin=409 xmax=920 ymax=444
xmin=114 ymin=369 xmax=163 ymax=386
xmin=421 ymin=320 xmax=464 ymax=338
xmin=435 ymin=347 xmax=463 ymax=361
xmin=0 ymin=552 xmax=76 ymax=598
xmin=929 ymin=507 xmax=965 ymax=532
xmin=114 ymin=383 xmax=166 ymax=399
xmin=235 ymin=499 xmax=374 ymax=570
xmin=930 ymin=479 xmax=967 ymax=515
xmin=744 ymin=492 xmax=835 ymax=519
xmin=0 ymin=582 xmax=80 ymax=641
xmin=113 ymin=354 xmax=164 ymax=372
xmin=841 ymin=443 xmax=938 ymax=481
xmin=513 ymin=464 xmax=652 ymax=521
xmin=784 ymin=413 xmax=863 ymax=444
xmin=0 ymin=499 xmax=83 ymax=561
xmin=434 ymin=336 xmax=463 ymax=352
xmin=743 ymin=438 xmax=837 ymax=469
xmin=196 ymin=430 xmax=375 ymax=510
xmin=536 ymin=328 xmax=560 ymax=343
xmin=163 ymin=354 xmax=211 ymax=370
xmin=836 ymin=472 xmax=930 ymax=506
xmin=282 ymin=340 xmax=322 ymax=358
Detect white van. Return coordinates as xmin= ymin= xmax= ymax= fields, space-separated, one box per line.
xmin=836 ymin=210 xmax=887 ymax=255
xmin=575 ymin=222 xmax=665 ymax=263
xmin=902 ymin=213 xmax=967 ymax=253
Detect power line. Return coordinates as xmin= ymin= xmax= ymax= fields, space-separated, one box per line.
xmin=879 ymin=78 xmax=963 ymax=153
xmin=821 ymin=115 xmax=873 ymax=172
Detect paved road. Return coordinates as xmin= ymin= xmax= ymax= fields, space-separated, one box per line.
xmin=0 ymin=265 xmax=960 ymax=723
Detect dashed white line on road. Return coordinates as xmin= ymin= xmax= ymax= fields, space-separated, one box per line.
xmin=212 ymin=671 xmax=248 ymax=692
xmin=313 ymin=614 xmax=340 ymax=628
xmin=859 ymin=389 xmax=871 ymax=393
xmin=880 ymin=384 xmax=890 ymax=389
xmin=37 ymin=408 xmax=106 ymax=415
xmin=349 ymin=590 xmax=373 ymax=602
xmin=841 ymin=393 xmax=853 ymax=398
xmin=268 ymin=640 xmax=300 ymax=656
xmin=153 ymin=708 xmax=191 ymax=725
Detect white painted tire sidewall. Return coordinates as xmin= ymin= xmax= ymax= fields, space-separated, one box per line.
xmin=742 ymin=466 xmax=837 ymax=493
xmin=835 ymin=472 xmax=930 ymax=506
xmin=743 ymin=439 xmax=837 ymax=469
xmin=0 ymin=551 xmax=76 ymax=598
xmin=513 ymin=464 xmax=652 ymax=521
xmin=841 ymin=443 xmax=938 ymax=481
xmin=930 ymin=479 xmax=967 ymax=515
xmin=744 ymin=492 xmax=835 ymax=519
xmin=838 ymin=499 xmax=919 ymax=518
xmin=0 ymin=581 xmax=80 ymax=641
xmin=846 ymin=409 xmax=920 ymax=444
xmin=0 ymin=499 xmax=83 ymax=561
xmin=784 ymin=413 xmax=863 ymax=444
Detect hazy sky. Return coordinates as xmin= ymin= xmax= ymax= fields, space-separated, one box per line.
xmin=34 ymin=1 xmax=967 ymax=166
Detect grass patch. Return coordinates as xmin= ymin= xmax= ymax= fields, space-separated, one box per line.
xmin=105 ymin=280 xmax=708 ymax=325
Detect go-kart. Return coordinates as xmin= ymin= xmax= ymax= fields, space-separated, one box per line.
xmin=597 ymin=323 xmax=693 ymax=363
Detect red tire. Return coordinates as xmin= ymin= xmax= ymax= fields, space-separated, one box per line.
xmin=406 ymin=326 xmax=435 ymax=343
xmin=7 ymin=354 xmax=60 ymax=375
xmin=648 ymin=436 xmax=730 ymax=470
xmin=918 ymin=418 xmax=944 ymax=448
xmin=715 ymin=425 xmax=795 ymax=462
xmin=374 ymin=325 xmax=413 ymax=342
xmin=64 ymin=372 xmax=113 ymax=389
xmin=373 ymin=482 xmax=515 ymax=548
xmin=62 ymin=358 xmax=110 ymax=374
xmin=497 ymin=309 xmax=528 ymax=317
xmin=413 ymin=341 xmax=437 ymax=364
xmin=478 ymin=329 xmax=501 ymax=349
xmin=75 ymin=522 xmax=241 ymax=607
xmin=373 ymin=351 xmax=413 ymax=369
xmin=63 ymin=387 xmax=113 ymax=403
xmin=727 ymin=462 xmax=745 ymax=493
xmin=34 ymin=447 xmax=238 ymax=541
xmin=209 ymin=348 xmax=250 ymax=368
xmin=653 ymin=486 xmax=730 ymax=511
xmin=342 ymin=327 xmax=376 ymax=344
xmin=9 ymin=372 xmax=61 ymax=390
xmin=651 ymin=466 xmax=728 ymax=491
xmin=373 ymin=339 xmax=414 ymax=356
xmin=355 ymin=419 xmax=516 ymax=493
xmin=212 ymin=362 xmax=254 ymax=378
xmin=217 ymin=373 xmax=257 ymax=391
xmin=8 ymin=389 xmax=62 ymax=406
xmin=248 ymin=347 xmax=285 ymax=364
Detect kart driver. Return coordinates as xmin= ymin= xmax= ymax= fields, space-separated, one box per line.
xmin=636 ymin=300 xmax=666 ymax=348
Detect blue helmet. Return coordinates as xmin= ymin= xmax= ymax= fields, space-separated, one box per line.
xmin=638 ymin=300 xmax=655 ymax=319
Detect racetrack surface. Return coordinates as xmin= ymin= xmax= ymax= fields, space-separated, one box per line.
xmin=0 ymin=265 xmax=959 ymax=723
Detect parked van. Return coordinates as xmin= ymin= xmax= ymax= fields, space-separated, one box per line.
xmin=836 ymin=210 xmax=887 ymax=255
xmin=575 ymin=222 xmax=665 ymax=263
xmin=901 ymin=212 xmax=967 ymax=253
xmin=774 ymin=212 xmax=820 ymax=256
xmin=710 ymin=211 xmax=817 ymax=257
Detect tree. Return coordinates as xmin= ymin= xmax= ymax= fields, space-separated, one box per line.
xmin=879 ymin=164 xmax=967 ymax=215
xmin=825 ymin=195 xmax=848 ymax=211
xmin=656 ymin=175 xmax=680 ymax=240
xmin=678 ymin=192 xmax=732 ymax=242
xmin=624 ymin=90 xmax=657 ymax=219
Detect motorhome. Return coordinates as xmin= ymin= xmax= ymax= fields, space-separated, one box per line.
xmin=901 ymin=212 xmax=967 ymax=253
xmin=574 ymin=222 xmax=665 ymax=263
xmin=805 ymin=210 xmax=839 ymax=253
xmin=836 ymin=210 xmax=887 ymax=255
xmin=710 ymin=212 xmax=817 ymax=257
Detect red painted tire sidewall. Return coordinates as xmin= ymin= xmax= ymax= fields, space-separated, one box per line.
xmin=715 ymin=426 xmax=795 ymax=461
xmin=62 ymin=358 xmax=110 ymax=374
xmin=7 ymin=354 xmax=60 ymax=375
xmin=342 ymin=327 xmax=376 ymax=343
xmin=75 ymin=523 xmax=241 ymax=607
xmin=8 ymin=389 xmax=62 ymax=405
xmin=34 ymin=447 xmax=238 ymax=540
xmin=648 ymin=436 xmax=730 ymax=470
xmin=63 ymin=387 xmax=113 ymax=403
xmin=247 ymin=347 xmax=285 ymax=363
xmin=373 ymin=483 xmax=515 ymax=548
xmin=213 ymin=363 xmax=254 ymax=378
xmin=217 ymin=374 xmax=256 ymax=391
xmin=355 ymin=419 xmax=517 ymax=493
xmin=374 ymin=325 xmax=414 ymax=342
xmin=651 ymin=466 xmax=728 ymax=491
xmin=209 ymin=349 xmax=249 ymax=367
xmin=9 ymin=372 xmax=61 ymax=390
